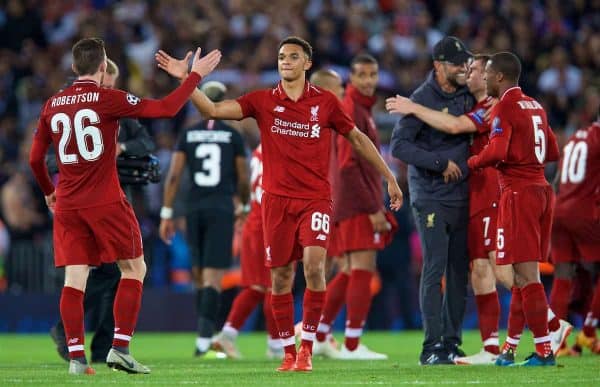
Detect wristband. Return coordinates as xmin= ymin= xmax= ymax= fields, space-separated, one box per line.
xmin=160 ymin=206 xmax=173 ymax=219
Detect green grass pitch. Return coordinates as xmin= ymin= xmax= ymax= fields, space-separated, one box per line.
xmin=1 ymin=331 xmax=598 ymax=386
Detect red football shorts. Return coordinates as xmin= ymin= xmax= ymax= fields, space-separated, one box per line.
xmin=468 ymin=206 xmax=498 ymax=261
xmin=240 ymin=217 xmax=271 ymax=288
xmin=53 ymin=199 xmax=143 ymax=267
xmin=327 ymin=222 xmax=344 ymax=258
xmin=261 ymin=191 xmax=332 ymax=268
xmin=496 ymin=185 xmax=554 ymax=265
xmin=551 ymin=214 xmax=600 ymax=264
xmin=338 ymin=212 xmax=397 ymax=254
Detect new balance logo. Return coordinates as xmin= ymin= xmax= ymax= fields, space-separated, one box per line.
xmin=68 ymin=338 xmax=79 ymax=344
xmin=316 ymin=234 xmax=327 ymax=241
xmin=265 ymin=246 xmax=272 ymax=262
xmin=311 ymin=124 xmax=321 ymax=138
xmin=374 ymin=232 xmax=381 ymax=244
xmin=274 ymin=105 xmax=285 ymax=113
xmin=498 ymin=251 xmax=505 ymax=258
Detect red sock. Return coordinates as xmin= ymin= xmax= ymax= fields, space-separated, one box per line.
xmin=60 ymin=286 xmax=86 ymax=360
xmin=549 ymin=278 xmax=572 ymax=320
xmin=271 ymin=292 xmax=296 ymax=356
xmin=263 ymin=291 xmax=279 ymax=339
xmin=301 ymin=289 xmax=326 ymax=353
xmin=547 ymin=308 xmax=561 ymax=332
xmin=112 ymin=278 xmax=143 ymax=349
xmin=583 ymin=278 xmax=600 ymax=337
xmin=504 ymin=287 xmax=525 ymax=351
xmin=224 ymin=287 xmax=264 ymax=331
xmin=475 ymin=291 xmax=500 ymax=355
xmin=316 ymin=272 xmax=349 ymax=342
xmin=345 ymin=269 xmax=373 ymax=351
xmin=521 ymin=283 xmax=551 ymax=357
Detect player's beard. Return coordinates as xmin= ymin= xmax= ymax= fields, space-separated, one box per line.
xmin=447 ymin=71 xmax=466 ymax=88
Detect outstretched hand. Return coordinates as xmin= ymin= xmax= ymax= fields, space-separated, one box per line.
xmin=155 ymin=50 xmax=191 ymax=80
xmin=190 ymin=48 xmax=222 ymax=78
xmin=155 ymin=48 xmax=222 ymax=79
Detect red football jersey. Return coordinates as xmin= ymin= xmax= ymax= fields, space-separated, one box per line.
xmin=466 ymin=100 xmax=500 ymax=215
xmin=247 ymin=144 xmax=264 ymax=225
xmin=468 ymin=87 xmax=559 ymax=188
xmin=30 ymin=74 xmax=200 ymax=210
xmin=334 ymin=84 xmax=382 ymax=221
xmin=236 ymin=81 xmax=354 ymax=200
xmin=555 ymin=123 xmax=600 ymax=218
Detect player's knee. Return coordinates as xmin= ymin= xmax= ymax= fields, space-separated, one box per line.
xmin=118 ymin=256 xmax=146 ymax=281
xmin=349 ymin=250 xmax=377 ymax=271
xmin=303 ymin=262 xmax=325 ymax=289
xmin=471 ymin=259 xmax=491 ymax=281
xmin=202 ymin=269 xmax=224 ymax=290
xmin=494 ymin=268 xmax=514 ymax=290
xmin=271 ymin=267 xmax=294 ymax=294
xmin=64 ymin=265 xmax=90 ymax=291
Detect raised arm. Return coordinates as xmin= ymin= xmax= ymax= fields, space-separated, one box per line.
xmin=344 ymin=128 xmax=403 ymax=211
xmin=386 ymin=95 xmax=476 ymax=134
xmin=155 ymin=50 xmax=244 ymax=120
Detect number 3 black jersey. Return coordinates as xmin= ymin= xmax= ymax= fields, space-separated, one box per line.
xmin=175 ymin=120 xmax=246 ymax=212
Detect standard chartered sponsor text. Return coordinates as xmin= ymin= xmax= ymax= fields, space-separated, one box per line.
xmin=271 ymin=118 xmax=310 ymax=137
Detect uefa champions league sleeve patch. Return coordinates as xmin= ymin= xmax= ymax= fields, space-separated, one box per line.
xmin=126 ymin=93 xmax=141 ymax=105
xmin=491 ymin=117 xmax=503 ymax=136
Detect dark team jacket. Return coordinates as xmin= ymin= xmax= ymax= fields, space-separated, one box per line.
xmin=175 ymin=119 xmax=245 ymax=213
xmin=390 ymin=70 xmax=474 ymax=205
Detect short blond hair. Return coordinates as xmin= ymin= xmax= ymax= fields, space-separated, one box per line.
xmin=106 ymin=58 xmax=119 ymax=77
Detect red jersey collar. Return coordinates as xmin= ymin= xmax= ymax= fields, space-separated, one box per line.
xmin=500 ymin=86 xmax=521 ymax=101
xmin=73 ymin=79 xmax=99 ymax=86
xmin=345 ymin=84 xmax=376 ymax=109
xmin=274 ymin=81 xmax=318 ymax=101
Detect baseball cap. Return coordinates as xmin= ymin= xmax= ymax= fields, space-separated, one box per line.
xmin=432 ymin=36 xmax=472 ymax=65
xmin=200 ymin=81 xmax=227 ymax=102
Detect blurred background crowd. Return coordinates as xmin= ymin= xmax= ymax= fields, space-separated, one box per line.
xmin=0 ymin=0 xmax=598 ymax=331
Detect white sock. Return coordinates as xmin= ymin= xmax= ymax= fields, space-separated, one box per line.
xmin=222 ymin=324 xmax=239 ymax=338
xmin=268 ymin=337 xmax=283 ymax=350
xmin=196 ymin=337 xmax=211 ymax=352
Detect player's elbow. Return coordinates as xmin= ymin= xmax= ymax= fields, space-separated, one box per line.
xmin=446 ymin=123 xmax=462 ymax=134
xmin=29 ymin=153 xmax=43 ymax=170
